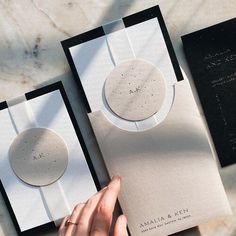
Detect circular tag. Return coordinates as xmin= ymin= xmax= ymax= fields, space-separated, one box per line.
xmin=9 ymin=128 xmax=68 ymax=186
xmin=104 ymin=59 xmax=166 ymax=121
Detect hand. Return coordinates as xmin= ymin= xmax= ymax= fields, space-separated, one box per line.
xmin=59 ymin=176 xmax=128 ymax=236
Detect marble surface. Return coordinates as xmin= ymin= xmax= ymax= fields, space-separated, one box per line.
xmin=0 ymin=0 xmax=236 ymax=235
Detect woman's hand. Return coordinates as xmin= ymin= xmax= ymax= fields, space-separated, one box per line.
xmin=59 ymin=176 xmax=128 ymax=236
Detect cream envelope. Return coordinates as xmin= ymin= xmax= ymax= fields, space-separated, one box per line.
xmin=62 ymin=6 xmax=231 ymax=236
xmin=88 ymin=77 xmax=231 ymax=235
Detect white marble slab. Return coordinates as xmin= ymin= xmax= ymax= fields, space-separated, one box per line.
xmin=0 ymin=0 xmax=236 ymax=235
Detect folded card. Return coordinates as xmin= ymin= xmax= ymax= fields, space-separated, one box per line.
xmin=62 ymin=6 xmax=231 ymax=236
xmin=182 ymin=18 xmax=236 ymax=167
xmin=0 ymin=82 xmax=100 ymax=235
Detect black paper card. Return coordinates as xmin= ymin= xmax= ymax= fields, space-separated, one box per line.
xmin=182 ymin=18 xmax=236 ymax=167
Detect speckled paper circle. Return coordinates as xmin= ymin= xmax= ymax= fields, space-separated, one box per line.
xmin=104 ymin=59 xmax=166 ymax=121
xmin=9 ymin=128 xmax=68 ymax=186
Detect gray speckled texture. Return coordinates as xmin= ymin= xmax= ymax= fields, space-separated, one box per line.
xmin=105 ymin=59 xmax=165 ymax=121
xmin=9 ymin=128 xmax=68 ymax=186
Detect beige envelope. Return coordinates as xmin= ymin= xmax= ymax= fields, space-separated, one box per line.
xmin=88 ymin=79 xmax=231 ymax=236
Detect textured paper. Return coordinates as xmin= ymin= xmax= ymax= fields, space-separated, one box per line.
xmin=105 ymin=59 xmax=165 ymax=121
xmin=89 ymin=79 xmax=231 ymax=236
xmin=9 ymin=128 xmax=68 ymax=186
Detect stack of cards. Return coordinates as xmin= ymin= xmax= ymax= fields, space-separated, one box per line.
xmin=0 ymin=82 xmax=100 ymax=235
xmin=62 ymin=6 xmax=231 ymax=236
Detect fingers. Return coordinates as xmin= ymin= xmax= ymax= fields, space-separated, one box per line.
xmin=90 ymin=176 xmax=121 ymax=236
xmin=114 ymin=215 xmax=128 ymax=236
xmin=66 ymin=203 xmax=85 ymax=235
xmin=59 ymin=176 xmax=121 ymax=236
xmin=58 ymin=215 xmax=70 ymax=236
xmin=74 ymin=187 xmax=107 ymax=235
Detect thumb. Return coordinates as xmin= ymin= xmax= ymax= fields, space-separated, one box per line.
xmin=114 ymin=215 xmax=128 ymax=236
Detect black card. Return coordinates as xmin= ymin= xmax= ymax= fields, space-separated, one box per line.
xmin=182 ymin=18 xmax=236 ymax=167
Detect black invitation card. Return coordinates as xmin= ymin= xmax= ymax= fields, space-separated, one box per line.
xmin=182 ymin=18 xmax=236 ymax=167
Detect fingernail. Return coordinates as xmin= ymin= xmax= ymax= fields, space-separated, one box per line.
xmin=111 ymin=175 xmax=121 ymax=182
xmin=120 ymin=214 xmax=127 ymax=227
xmin=109 ymin=175 xmax=121 ymax=188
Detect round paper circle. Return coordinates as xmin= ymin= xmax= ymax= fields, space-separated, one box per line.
xmin=104 ymin=59 xmax=166 ymax=121
xmin=9 ymin=128 xmax=68 ymax=186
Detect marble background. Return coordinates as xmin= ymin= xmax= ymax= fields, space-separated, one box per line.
xmin=0 ymin=0 xmax=236 ymax=235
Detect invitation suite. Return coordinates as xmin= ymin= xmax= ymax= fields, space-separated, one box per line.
xmin=182 ymin=18 xmax=236 ymax=167
xmin=62 ymin=6 xmax=231 ymax=236
xmin=0 ymin=82 xmax=100 ymax=235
